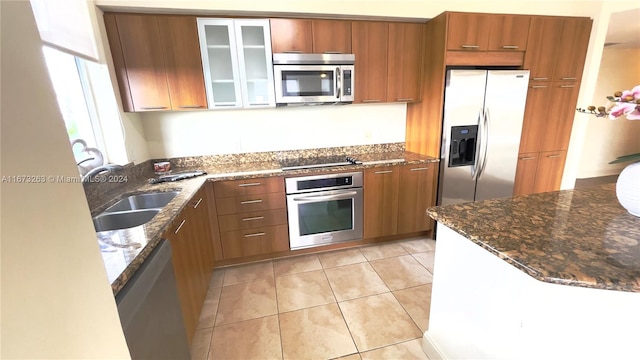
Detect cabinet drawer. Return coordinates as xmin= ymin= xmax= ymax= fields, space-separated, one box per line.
xmin=215 ymin=192 xmax=286 ymax=215
xmin=221 ymin=225 xmax=290 ymax=259
xmin=213 ymin=177 xmax=285 ymax=198
xmin=218 ymin=209 xmax=288 ymax=232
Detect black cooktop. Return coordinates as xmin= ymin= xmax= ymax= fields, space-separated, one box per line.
xmin=280 ymin=155 xmax=361 ymax=171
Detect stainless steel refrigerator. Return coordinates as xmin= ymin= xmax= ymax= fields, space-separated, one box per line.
xmin=437 ymin=69 xmax=530 ymax=206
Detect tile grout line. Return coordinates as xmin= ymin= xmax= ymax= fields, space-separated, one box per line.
xmin=272 ymin=259 xmax=285 ymax=360
xmin=323 ymin=267 xmax=361 ymax=357
xmin=206 ymin=273 xmax=225 ymax=359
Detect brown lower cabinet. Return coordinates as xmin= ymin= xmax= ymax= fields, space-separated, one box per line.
xmin=364 ymin=163 xmax=437 ymax=239
xmin=164 ymin=186 xmax=213 ymax=345
xmin=514 ymin=151 xmax=567 ymax=196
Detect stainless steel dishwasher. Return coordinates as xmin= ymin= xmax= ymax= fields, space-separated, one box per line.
xmin=116 ymin=239 xmax=190 ymax=359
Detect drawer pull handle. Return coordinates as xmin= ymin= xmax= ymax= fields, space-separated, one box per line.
xmin=323 ymin=51 xmax=343 ymax=54
xmin=244 ymin=232 xmax=266 ymax=238
xmin=362 ymin=99 xmax=381 ymax=103
xmin=178 ymin=105 xmax=204 ymax=109
xmin=532 ymin=77 xmax=548 ymax=81
xmin=532 ymin=85 xmax=548 ymax=88
xmin=284 ymin=50 xmax=302 ymax=53
xmin=240 ymin=199 xmax=263 ymax=204
xmin=140 ymin=106 xmax=167 ymax=110
xmin=396 ymin=98 xmax=414 ymax=102
xmin=502 ymin=45 xmax=519 ymax=49
xmin=174 ymin=220 xmax=186 ymax=234
xmin=519 ymin=157 xmax=536 ymax=160
xmin=239 ymin=182 xmax=262 ymax=187
xmin=193 ymin=198 xmax=203 ymax=209
xmin=560 ymin=85 xmax=576 ymax=88
xmin=561 ymin=77 xmax=577 ymax=80
xmin=374 ymin=170 xmax=393 ymax=174
xmin=547 ymin=155 xmax=561 ymax=158
xmin=461 ymin=45 xmax=480 ymax=49
xmin=410 ymin=167 xmax=429 ymax=171
xmin=242 ymin=216 xmax=265 ymax=221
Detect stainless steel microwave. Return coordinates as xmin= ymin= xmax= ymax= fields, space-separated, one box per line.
xmin=273 ymin=53 xmax=354 ymax=105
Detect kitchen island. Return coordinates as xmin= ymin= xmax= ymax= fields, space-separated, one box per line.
xmin=424 ymin=184 xmax=640 ymax=360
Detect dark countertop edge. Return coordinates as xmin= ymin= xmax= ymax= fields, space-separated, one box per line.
xmin=109 ymin=153 xmax=439 ymax=295
xmin=427 ymin=206 xmax=640 ymax=293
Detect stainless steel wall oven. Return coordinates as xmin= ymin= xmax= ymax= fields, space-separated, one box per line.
xmin=285 ymin=172 xmax=363 ymax=250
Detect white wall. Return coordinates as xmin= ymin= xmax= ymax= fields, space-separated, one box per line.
xmin=0 ymin=1 xmax=130 ymax=358
xmin=142 ymin=103 xmax=406 ymax=158
xmin=577 ymin=48 xmax=640 ymax=178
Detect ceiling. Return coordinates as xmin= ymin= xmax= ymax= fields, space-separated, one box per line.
xmin=605 ymin=8 xmax=640 ymax=48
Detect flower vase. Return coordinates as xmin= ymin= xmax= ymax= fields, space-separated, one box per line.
xmin=616 ymin=162 xmax=640 ymax=217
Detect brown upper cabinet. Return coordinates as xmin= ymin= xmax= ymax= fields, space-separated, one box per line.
xmin=352 ymin=21 xmax=389 ymax=103
xmin=524 ymin=16 xmax=592 ymax=82
xmin=446 ymin=13 xmax=529 ymax=51
xmin=104 ymin=13 xmax=207 ymax=112
xmin=387 ymin=23 xmax=424 ymax=103
xmin=270 ymin=19 xmax=351 ymax=54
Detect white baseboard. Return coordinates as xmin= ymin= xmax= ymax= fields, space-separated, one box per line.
xmin=422 ymin=332 xmax=445 ymax=360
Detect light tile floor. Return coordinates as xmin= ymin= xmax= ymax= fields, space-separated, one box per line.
xmin=191 ymin=237 xmax=436 ymax=360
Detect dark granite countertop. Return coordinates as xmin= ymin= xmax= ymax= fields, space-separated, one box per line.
xmin=99 ymin=150 xmax=439 ymax=295
xmin=427 ymin=184 xmax=640 ymax=292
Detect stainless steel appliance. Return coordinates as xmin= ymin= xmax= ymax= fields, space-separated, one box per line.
xmin=438 ymin=69 xmax=530 ymax=206
xmin=116 ymin=240 xmax=190 ymax=359
xmin=273 ymin=53 xmax=354 ymax=105
xmin=286 ymin=172 xmax=363 ymax=249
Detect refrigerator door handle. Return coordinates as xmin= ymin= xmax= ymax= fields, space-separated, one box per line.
xmin=471 ymin=108 xmax=483 ymax=180
xmin=478 ymin=107 xmax=491 ymax=179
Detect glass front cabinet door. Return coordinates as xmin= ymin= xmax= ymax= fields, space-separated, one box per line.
xmin=197 ymin=19 xmax=275 ymax=109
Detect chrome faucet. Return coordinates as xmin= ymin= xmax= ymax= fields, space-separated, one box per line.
xmin=82 ymin=164 xmax=124 ymax=182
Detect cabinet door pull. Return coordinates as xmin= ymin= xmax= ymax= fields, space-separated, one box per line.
xmin=323 ymin=51 xmax=343 ymax=54
xmin=174 ymin=220 xmax=186 ymax=234
xmin=248 ymin=103 xmax=270 ymax=106
xmin=284 ymin=50 xmax=302 ymax=53
xmin=561 ymin=77 xmax=577 ymax=80
xmin=396 ymin=98 xmax=414 ymax=102
xmin=239 ymin=182 xmax=262 ymax=187
xmin=461 ymin=45 xmax=480 ymax=49
xmin=244 ymin=232 xmax=266 ymax=238
xmin=240 ymin=199 xmax=263 ymax=204
xmin=140 ymin=106 xmax=168 ymax=110
xmin=560 ymin=85 xmax=576 ymax=88
xmin=374 ymin=170 xmax=393 ymax=174
xmin=178 ymin=105 xmax=204 ymax=109
xmin=519 ymin=156 xmax=536 ymax=160
xmin=532 ymin=77 xmax=548 ymax=81
xmin=193 ymin=198 xmax=203 ymax=209
xmin=502 ymin=45 xmax=519 ymax=49
xmin=242 ymin=216 xmax=265 ymax=221
xmin=532 ymin=85 xmax=548 ymax=88
xmin=362 ymin=99 xmax=381 ymax=103
xmin=410 ymin=167 xmax=429 ymax=171
xmin=547 ymin=154 xmax=561 ymax=158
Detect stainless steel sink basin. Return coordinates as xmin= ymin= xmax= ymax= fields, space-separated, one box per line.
xmin=93 ymin=209 xmax=161 ymax=232
xmin=104 ymin=191 xmax=179 ymax=213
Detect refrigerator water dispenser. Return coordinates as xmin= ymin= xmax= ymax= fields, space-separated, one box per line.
xmin=449 ymin=125 xmax=478 ymax=167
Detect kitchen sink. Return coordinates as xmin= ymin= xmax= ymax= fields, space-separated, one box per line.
xmin=93 ymin=209 xmax=161 ymax=232
xmin=104 ymin=191 xmax=179 ymax=212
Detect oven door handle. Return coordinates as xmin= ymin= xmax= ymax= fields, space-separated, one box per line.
xmin=292 ymin=191 xmax=358 ymax=202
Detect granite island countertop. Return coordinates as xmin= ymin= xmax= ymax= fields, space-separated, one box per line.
xmin=98 ymin=150 xmax=439 ymax=296
xmin=427 ymin=183 xmax=640 ymax=292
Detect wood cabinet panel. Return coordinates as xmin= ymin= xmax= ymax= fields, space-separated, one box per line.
xmin=215 ymin=192 xmax=286 ymax=215
xmin=487 ymin=15 xmax=530 ymax=51
xmin=157 ymin=15 xmax=207 ymax=110
xmin=364 ymin=166 xmax=400 ymax=238
xmin=397 ymin=164 xmax=436 ymax=234
xmin=270 ymin=18 xmax=313 ymax=53
xmin=218 ymin=208 xmax=288 ymax=232
xmin=552 ymin=17 xmax=592 ymax=81
xmin=533 ymin=151 xmax=567 ymax=193
xmin=352 ymin=21 xmax=388 ymax=103
xmin=111 ymin=14 xmax=171 ymax=111
xmin=540 ymin=82 xmax=580 ymax=152
xmin=446 ymin=13 xmax=490 ymax=51
xmin=312 ymin=20 xmax=351 ymax=54
xmin=387 ymin=22 xmax=423 ymax=103
xmin=213 ymin=177 xmax=285 ymax=198
xmin=519 ymin=82 xmax=551 ymax=154
xmin=220 ymin=225 xmax=289 ymax=258
xmin=206 ymin=183 xmax=224 ymax=262
xmin=523 ymin=17 xmax=563 ymax=81
xmin=513 ymin=152 xmax=539 ymax=196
